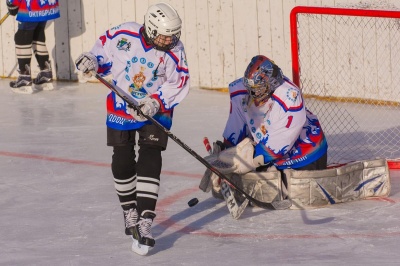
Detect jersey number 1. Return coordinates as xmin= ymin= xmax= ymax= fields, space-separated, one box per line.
xmin=286 ymin=115 xmax=293 ymax=128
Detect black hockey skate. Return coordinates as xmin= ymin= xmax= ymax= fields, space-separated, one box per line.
xmin=131 ymin=210 xmax=156 ymax=256
xmin=123 ymin=205 xmax=138 ymax=235
xmin=10 ymin=65 xmax=33 ymax=94
xmin=33 ymin=61 xmax=54 ymax=91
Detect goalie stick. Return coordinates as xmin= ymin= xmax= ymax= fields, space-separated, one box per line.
xmin=93 ymin=73 xmax=291 ymax=210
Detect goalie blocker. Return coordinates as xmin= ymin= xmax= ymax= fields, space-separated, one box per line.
xmin=227 ymin=158 xmax=390 ymax=210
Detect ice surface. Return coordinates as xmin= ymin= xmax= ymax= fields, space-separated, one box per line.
xmin=1 ymin=79 xmax=400 ymax=266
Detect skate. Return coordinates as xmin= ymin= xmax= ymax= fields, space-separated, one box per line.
xmin=131 ymin=210 xmax=156 ymax=256
xmin=122 ymin=205 xmax=138 ymax=236
xmin=33 ymin=61 xmax=54 ymax=91
xmin=10 ymin=65 xmax=33 ymax=94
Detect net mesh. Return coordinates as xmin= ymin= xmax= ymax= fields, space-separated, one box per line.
xmin=296 ymin=9 xmax=400 ymax=165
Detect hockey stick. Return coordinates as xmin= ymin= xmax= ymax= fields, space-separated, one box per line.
xmin=93 ymin=73 xmax=291 ymax=210
xmin=0 ymin=12 xmax=9 ymax=26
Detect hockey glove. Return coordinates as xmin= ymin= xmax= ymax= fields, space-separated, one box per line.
xmin=75 ymin=52 xmax=98 ymax=78
xmin=128 ymin=96 xmax=160 ymax=122
xmin=6 ymin=1 xmax=19 ymax=16
xmin=207 ymin=138 xmax=264 ymax=175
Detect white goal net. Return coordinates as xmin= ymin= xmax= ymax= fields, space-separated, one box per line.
xmin=290 ymin=6 xmax=400 ymax=168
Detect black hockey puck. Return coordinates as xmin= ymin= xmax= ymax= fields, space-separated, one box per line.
xmin=188 ymin=198 xmax=199 ymax=207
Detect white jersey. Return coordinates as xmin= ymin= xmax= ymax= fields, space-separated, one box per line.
xmin=90 ymin=22 xmax=190 ymax=130
xmin=223 ymin=77 xmax=327 ymax=169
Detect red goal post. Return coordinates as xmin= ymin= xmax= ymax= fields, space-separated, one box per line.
xmin=290 ymin=6 xmax=400 ymax=169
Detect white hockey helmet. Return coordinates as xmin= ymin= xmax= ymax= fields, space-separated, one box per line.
xmin=143 ymin=2 xmax=182 ymax=51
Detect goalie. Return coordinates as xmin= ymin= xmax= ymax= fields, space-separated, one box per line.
xmin=202 ymin=55 xmax=328 ymax=207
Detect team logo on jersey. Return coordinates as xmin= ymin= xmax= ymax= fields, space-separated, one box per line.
xmin=128 ymin=67 xmax=147 ymax=99
xmin=132 ymin=67 xmax=146 ymax=89
xmin=128 ymin=84 xmax=147 ymax=99
xmin=117 ymin=38 xmax=131 ymax=51
xmin=286 ymin=88 xmax=299 ymax=103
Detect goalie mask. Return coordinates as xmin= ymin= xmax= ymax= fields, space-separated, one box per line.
xmin=243 ymin=55 xmax=284 ymax=104
xmin=143 ymin=3 xmax=182 ymax=51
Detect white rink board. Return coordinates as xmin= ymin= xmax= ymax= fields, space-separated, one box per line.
xmin=1 ymin=0 xmax=400 ymax=89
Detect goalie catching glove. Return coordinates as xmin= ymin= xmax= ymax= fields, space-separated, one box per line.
xmin=128 ymin=96 xmax=160 ymax=122
xmin=205 ymin=138 xmax=264 ymax=175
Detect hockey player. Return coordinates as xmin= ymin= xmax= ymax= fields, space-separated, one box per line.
xmin=204 ymin=55 xmax=328 ymax=199
xmin=6 ymin=0 xmax=60 ymax=94
xmin=75 ymin=3 xmax=189 ymax=255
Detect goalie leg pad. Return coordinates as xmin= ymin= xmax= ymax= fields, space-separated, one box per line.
xmin=229 ymin=166 xmax=283 ymax=204
xmin=285 ymin=159 xmax=391 ymax=209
